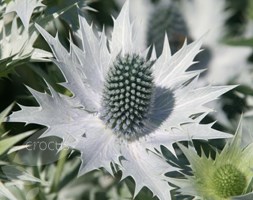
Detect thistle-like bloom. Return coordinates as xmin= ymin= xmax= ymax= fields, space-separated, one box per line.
xmin=173 ymin=122 xmax=253 ymax=200
xmin=9 ymin=1 xmax=234 ymax=199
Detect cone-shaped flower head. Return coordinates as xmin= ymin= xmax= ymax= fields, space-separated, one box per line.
xmin=174 ymin=120 xmax=253 ymax=200
xmin=101 ymin=54 xmax=155 ymax=138
xmin=8 ymin=1 xmax=234 ymax=199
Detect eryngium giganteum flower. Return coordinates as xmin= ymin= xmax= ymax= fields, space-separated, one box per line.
xmin=9 ymin=1 xmax=234 ymax=199
xmin=172 ymin=120 xmax=253 ymax=200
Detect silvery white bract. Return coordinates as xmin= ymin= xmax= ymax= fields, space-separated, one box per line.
xmin=0 ymin=17 xmax=50 ymax=64
xmin=181 ymin=0 xmax=252 ymax=86
xmin=0 ymin=17 xmax=48 ymax=77
xmin=116 ymin=0 xmax=152 ymax=51
xmin=180 ymin=0 xmax=252 ymax=127
xmin=5 ymin=0 xmax=45 ymax=30
xmin=0 ymin=0 xmax=51 ymax=76
xmin=0 ymin=17 xmax=31 ymax=61
xmin=9 ymin=1 xmax=234 ymax=199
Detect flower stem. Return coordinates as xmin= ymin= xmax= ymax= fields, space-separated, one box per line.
xmin=51 ymin=148 xmax=69 ymax=192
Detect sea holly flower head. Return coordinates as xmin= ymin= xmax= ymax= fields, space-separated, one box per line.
xmin=8 ymin=0 xmax=234 ymax=199
xmin=101 ymin=54 xmax=155 ymax=139
xmin=173 ymin=120 xmax=253 ymax=200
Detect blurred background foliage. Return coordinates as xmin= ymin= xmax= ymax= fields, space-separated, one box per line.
xmin=0 ymin=0 xmax=253 ymax=199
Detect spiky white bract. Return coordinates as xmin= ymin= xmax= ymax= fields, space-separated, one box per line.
xmin=179 ymin=0 xmax=252 ymax=129
xmin=9 ymin=1 xmax=234 ymax=199
xmin=0 ymin=18 xmax=28 ymax=59
xmin=5 ymin=0 xmax=45 ymax=30
xmin=0 ymin=16 xmax=52 ymax=76
xmin=181 ymin=0 xmax=252 ymax=86
xmin=116 ymin=0 xmax=153 ymax=50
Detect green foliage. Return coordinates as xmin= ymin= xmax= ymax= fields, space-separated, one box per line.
xmin=0 ymin=130 xmax=34 ymax=155
xmin=225 ymin=37 xmax=253 ymax=47
xmin=248 ymin=0 xmax=253 ymax=20
xmin=0 ymin=104 xmax=34 ymax=156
